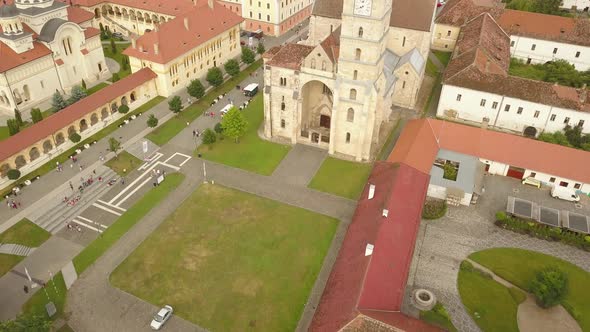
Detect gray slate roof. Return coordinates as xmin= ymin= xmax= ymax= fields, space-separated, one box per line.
xmin=38 ymin=17 xmax=68 ymax=42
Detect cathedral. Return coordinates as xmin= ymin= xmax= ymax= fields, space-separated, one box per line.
xmin=263 ymin=0 xmax=436 ymax=161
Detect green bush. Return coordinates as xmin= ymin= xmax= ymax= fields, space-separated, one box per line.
xmin=69 ymin=133 xmax=81 ymax=143
xmin=443 ymin=163 xmax=458 ymax=181
xmin=214 ymin=122 xmax=223 ymax=134
xmin=529 ymin=267 xmax=568 ymax=308
xmin=7 ymin=169 xmax=21 ymax=180
xmin=112 ymin=73 xmax=120 ymax=82
xmin=118 ymin=105 xmax=130 ymax=114
xmin=7 ymin=119 xmax=20 ymax=136
xmin=496 ymin=211 xmax=507 ymax=221
xmin=30 ymin=108 xmax=43 ymax=124
xmin=202 ymin=128 xmax=216 ymax=145
xmin=147 ymin=114 xmax=158 ymax=128
xmin=422 ymin=199 xmax=447 ymax=219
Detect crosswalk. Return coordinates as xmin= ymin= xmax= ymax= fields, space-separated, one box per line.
xmin=93 ymin=200 xmax=127 ymax=216
xmin=70 ymin=215 xmax=107 ymax=233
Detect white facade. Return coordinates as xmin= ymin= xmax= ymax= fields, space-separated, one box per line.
xmin=437 ymin=84 xmax=590 ymax=136
xmin=560 ymin=0 xmax=590 ymax=10
xmin=510 ymin=35 xmax=590 ymax=71
xmin=427 ymin=184 xmax=472 ymax=206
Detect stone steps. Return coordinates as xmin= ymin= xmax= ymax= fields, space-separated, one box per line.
xmin=0 ymin=243 xmax=34 ymax=256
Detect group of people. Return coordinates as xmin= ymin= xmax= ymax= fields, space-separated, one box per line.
xmin=65 ymin=222 xmax=82 ymax=232
xmin=192 ymin=129 xmax=201 ymax=138
xmin=7 ymin=199 xmax=21 ymax=209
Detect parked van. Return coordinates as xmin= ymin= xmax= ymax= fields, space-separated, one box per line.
xmin=521 ymin=177 xmax=541 ymax=188
xmin=550 ymin=186 xmax=580 ymax=202
xmin=220 ymin=104 xmax=233 ymax=115
xmin=243 ymin=83 xmax=259 ymax=97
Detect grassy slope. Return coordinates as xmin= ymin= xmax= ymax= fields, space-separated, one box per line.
xmin=470 ymin=248 xmax=590 ymax=330
xmin=308 ymin=157 xmax=372 ymax=199
xmin=196 ymin=95 xmax=290 ymax=175
xmin=111 ymin=184 xmax=338 ymax=331
xmin=420 ymin=303 xmax=458 ymax=332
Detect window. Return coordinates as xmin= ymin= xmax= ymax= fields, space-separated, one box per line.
xmin=40 ymin=80 xmax=44 ymax=89
xmin=258 ymin=1 xmax=261 ymax=6
xmin=579 ymin=120 xmax=585 ymax=127
xmin=346 ymin=132 xmax=351 ymax=143
xmin=576 ymin=51 xmax=581 ymax=58
xmin=480 ymin=99 xmax=486 ymax=107
xmin=550 ymin=114 xmax=556 ymax=121
xmin=530 ymin=172 xmax=536 ymax=178
xmin=504 ymin=104 xmax=510 ymax=112
xmin=402 ymin=36 xmax=406 ymax=47
xmin=402 ymin=81 xmax=406 ymax=89
xmin=564 ymin=117 xmax=570 ymax=124
xmin=527 ymin=58 xmax=532 ymax=64
xmin=321 ymin=61 xmax=326 ymax=71
xmin=492 ymin=101 xmax=498 ymax=109
xmin=534 ymin=110 xmax=540 ymax=118
xmin=553 ymin=48 xmax=558 ymax=54
xmin=355 ymin=48 xmax=361 ymax=60
xmin=510 ymin=40 xmax=515 ymax=47
xmin=456 ymin=94 xmax=462 ymax=101
xmin=531 ymin=44 xmax=536 ymax=50
xmin=560 ymin=181 xmax=569 ymax=187
xmin=258 ymin=13 xmax=261 ymax=19
xmin=267 ymin=3 xmax=270 ymax=8
xmin=349 ymin=89 xmax=357 ymax=100
xmin=249 ymin=11 xmax=252 ymax=17
xmin=358 ymin=27 xmax=363 ymax=38
xmin=447 ymin=30 xmax=451 ymax=37
xmin=281 ymin=102 xmax=285 ymax=110
xmin=353 ymin=70 xmax=358 ymax=80
xmin=517 ymin=107 xmax=523 ymax=115
xmin=267 ymin=14 xmax=270 ymax=21
xmin=347 ymin=108 xmax=354 ymax=122
xmin=280 ymin=77 xmax=286 ymax=86
xmin=574 ymin=183 xmax=582 ymax=189
xmin=281 ymin=119 xmax=285 ymax=128
xmin=310 ymin=58 xmax=315 ymax=69
xmin=549 ymin=177 xmax=555 ymax=183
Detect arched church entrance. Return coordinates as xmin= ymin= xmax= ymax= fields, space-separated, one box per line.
xmin=300 ymin=80 xmax=333 ymax=145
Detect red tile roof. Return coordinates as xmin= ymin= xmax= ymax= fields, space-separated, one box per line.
xmin=389 ymin=119 xmax=590 ymax=184
xmin=310 ymin=162 xmax=431 ymax=331
xmin=0 ymin=68 xmax=157 ymax=162
xmin=435 ymin=0 xmax=504 ymax=26
xmin=320 ymin=27 xmax=340 ymax=63
xmin=83 ymin=27 xmax=100 ymax=39
xmin=67 ymin=6 xmax=95 ymax=24
xmin=55 ymin=59 xmax=65 ymax=65
xmin=123 ymin=2 xmax=243 ymax=64
xmin=0 ymin=41 xmax=52 ymax=73
xmin=66 ymin=0 xmax=195 ymax=16
xmin=265 ymin=43 xmax=314 ymax=70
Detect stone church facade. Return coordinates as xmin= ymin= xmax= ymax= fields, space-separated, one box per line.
xmin=263 ymin=0 xmax=436 ymax=161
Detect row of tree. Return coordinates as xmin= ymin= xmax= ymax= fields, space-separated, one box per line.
xmin=538 ymin=124 xmax=590 ymax=151
xmin=511 ymin=59 xmax=590 ymax=89
xmin=505 ymin=0 xmax=569 ymax=16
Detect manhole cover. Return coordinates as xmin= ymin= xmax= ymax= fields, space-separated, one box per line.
xmin=513 ymin=188 xmax=520 ymax=193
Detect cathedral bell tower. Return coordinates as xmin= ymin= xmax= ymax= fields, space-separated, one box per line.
xmin=331 ymin=0 xmax=391 ymax=160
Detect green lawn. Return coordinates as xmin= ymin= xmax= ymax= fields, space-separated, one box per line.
xmin=22 ymin=271 xmax=67 ymax=319
xmin=103 ymin=43 xmax=131 ymax=81
xmin=470 ymin=248 xmax=590 ymax=330
xmin=105 ymin=151 xmax=141 ymax=176
xmin=147 ymin=59 xmax=262 ymax=146
xmin=110 ymin=184 xmax=338 ymax=332
xmin=509 ymin=58 xmax=546 ymax=81
xmin=0 ymin=218 xmax=50 ymax=247
xmin=420 ymin=303 xmax=458 ymax=332
xmin=73 ymin=173 xmax=184 ymax=274
xmin=0 ymin=254 xmax=24 ymax=277
xmin=86 ymin=82 xmax=109 ymax=95
xmin=196 ymin=95 xmax=291 ymax=175
xmin=0 ymin=126 xmax=8 ymax=141
xmin=426 ymin=58 xmax=439 ymax=76
xmin=0 ymin=97 xmax=165 ymax=202
xmin=433 ymin=50 xmax=452 ymax=67
xmin=308 ymin=157 xmax=372 ymax=199
xmin=57 ymin=324 xmax=74 ymax=332
xmin=458 ymin=262 xmax=520 ymax=332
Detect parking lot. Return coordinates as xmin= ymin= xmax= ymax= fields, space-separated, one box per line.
xmin=405 ymin=174 xmax=590 ymax=332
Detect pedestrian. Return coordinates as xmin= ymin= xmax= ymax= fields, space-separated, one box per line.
xmin=98 ymin=153 xmax=102 ymax=162
xmin=186 ymin=121 xmax=190 ymax=126
xmin=121 ymin=178 xmax=125 ymax=185
xmin=192 ymin=130 xmax=196 ymax=138
xmin=69 ymin=181 xmax=73 ymax=191
xmin=79 ymin=165 xmax=83 ymax=172
xmin=93 ymin=169 xmax=96 ymax=175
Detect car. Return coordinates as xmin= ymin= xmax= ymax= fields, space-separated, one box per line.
xmin=112 ymin=32 xmax=124 ymax=38
xmin=150 ymin=305 xmax=173 ymax=330
xmin=521 ymin=177 xmax=541 ymax=188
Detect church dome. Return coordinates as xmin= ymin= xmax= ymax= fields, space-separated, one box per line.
xmin=0 ymin=4 xmax=19 ymax=18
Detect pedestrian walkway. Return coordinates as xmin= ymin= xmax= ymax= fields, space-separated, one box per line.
xmin=0 ymin=244 xmax=34 ymax=256
xmin=272 ymin=144 xmax=327 ymax=186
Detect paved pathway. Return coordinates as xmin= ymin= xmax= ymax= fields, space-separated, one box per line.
xmin=0 ymin=244 xmax=34 ymax=256
xmin=271 ymin=144 xmax=327 ymax=186
xmin=105 ymin=57 xmax=120 ymax=75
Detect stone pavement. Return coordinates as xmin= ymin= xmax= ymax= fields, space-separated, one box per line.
xmin=105 ymin=57 xmax=120 ymax=74
xmin=271 ymin=144 xmax=327 ymax=186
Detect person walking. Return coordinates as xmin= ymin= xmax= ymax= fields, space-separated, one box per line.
xmin=69 ymin=181 xmax=74 ymax=191
xmin=193 ymin=130 xmax=196 ymax=138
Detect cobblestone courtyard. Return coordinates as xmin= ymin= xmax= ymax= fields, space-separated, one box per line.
xmin=406 ymin=175 xmax=590 ymax=332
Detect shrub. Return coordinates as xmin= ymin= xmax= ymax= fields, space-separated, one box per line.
xmin=224 ymin=59 xmax=240 ymax=77
xmin=51 ymin=91 xmax=67 ymax=111
xmin=118 ymin=104 xmax=130 ymax=114
xmin=69 ymin=132 xmax=81 ymax=143
xmin=206 ymin=67 xmax=224 ymax=87
xmin=422 ymin=199 xmax=447 ymax=219
xmin=81 ymin=79 xmax=87 ymax=90
xmin=30 ymin=108 xmax=43 ymax=124
xmin=241 ymin=47 xmax=255 ymax=64
xmin=214 ymin=122 xmax=223 ymax=134
xmin=442 ymin=163 xmax=458 ymax=181
xmin=529 ymin=267 xmax=568 ymax=308
xmin=202 ymin=128 xmax=216 ymax=145
xmin=257 ymin=42 xmax=265 ymax=55
xmin=147 ymin=114 xmax=158 ymax=128
xmin=112 ymin=73 xmax=120 ymax=82
xmin=495 ymin=211 xmax=507 ymax=221
xmin=7 ymin=169 xmax=20 ymax=180
xmin=14 ymin=109 xmax=23 ymax=127
xmin=70 ymin=85 xmax=87 ymax=103
xmin=6 ymin=119 xmax=20 ymax=136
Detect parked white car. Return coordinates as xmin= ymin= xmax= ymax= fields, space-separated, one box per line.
xmin=150 ymin=305 xmax=173 ymax=330
xmin=551 ymin=186 xmax=580 ymax=202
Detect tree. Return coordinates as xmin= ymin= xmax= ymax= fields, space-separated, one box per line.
xmin=69 ymin=132 xmax=81 ymax=143
xmin=112 ymin=73 xmax=120 ymax=82
xmin=533 ymin=0 xmax=561 ymax=14
xmin=544 ymin=60 xmax=585 ymax=88
xmin=221 ymin=107 xmax=248 ymax=143
xmin=206 ymin=67 xmax=223 ymax=87
xmin=214 ymin=122 xmax=223 ymax=134
xmin=30 ymin=108 xmax=43 ymax=124
xmin=110 ymin=37 xmax=117 ymax=54
xmin=81 ymin=79 xmax=87 ymax=90
xmin=224 ymin=59 xmax=240 ymax=77
xmin=257 ymin=42 xmax=265 ymax=55
xmin=6 ymin=119 xmax=19 ymax=136
xmin=147 ymin=114 xmax=159 ymax=128
xmin=14 ymin=109 xmax=23 ymax=127
xmin=70 ymin=85 xmax=87 ymax=103
xmin=187 ymin=79 xmax=205 ymax=99
xmin=118 ymin=104 xmax=129 ymax=114
xmin=108 ymin=137 xmax=121 ymax=157
xmin=241 ymin=47 xmax=255 ymax=64
xmin=7 ymin=169 xmax=21 ymax=180
xmin=121 ymin=56 xmax=129 ymax=71
xmin=51 ymin=91 xmax=67 ymax=111
xmin=168 ymin=96 xmax=183 ymax=114
xmin=0 ymin=313 xmax=51 ymax=332
xmin=202 ymin=128 xmax=216 ymax=144
xmin=99 ymin=23 xmax=104 ymax=32
xmin=529 ymin=267 xmax=568 ymax=308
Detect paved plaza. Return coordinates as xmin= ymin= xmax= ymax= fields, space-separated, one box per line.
xmin=407 ymin=175 xmax=590 ymax=332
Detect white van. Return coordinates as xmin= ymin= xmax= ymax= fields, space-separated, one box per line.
xmin=550 ymin=186 xmax=580 ymax=202
xmin=220 ymin=104 xmax=233 ymax=115
xmin=243 ymin=83 xmax=259 ymax=97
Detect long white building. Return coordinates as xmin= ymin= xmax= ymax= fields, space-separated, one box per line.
xmin=560 ymin=0 xmax=590 ymax=11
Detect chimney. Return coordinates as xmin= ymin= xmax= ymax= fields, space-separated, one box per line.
xmin=208 ymin=0 xmax=214 ymax=9
xmin=139 ymin=45 xmax=144 ymax=52
xmin=154 ymin=43 xmax=159 ymax=55
xmin=184 ymin=17 xmax=189 ymax=30
xmin=131 ymin=37 xmax=136 ymax=49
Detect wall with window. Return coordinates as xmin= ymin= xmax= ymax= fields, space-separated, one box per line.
xmin=509 ymin=35 xmax=590 ymax=71
xmin=431 ymin=23 xmax=461 ymax=51
xmin=306 ymin=16 xmax=341 ymax=45
xmin=387 ymin=26 xmax=432 ymax=60
xmin=560 ymin=0 xmax=590 ymax=10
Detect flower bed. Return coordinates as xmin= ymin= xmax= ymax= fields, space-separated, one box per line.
xmin=495 ymin=211 xmax=590 ymax=251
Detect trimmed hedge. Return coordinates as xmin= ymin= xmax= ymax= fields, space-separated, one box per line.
xmin=496 ymin=211 xmax=590 ymax=251
xmin=422 ymin=199 xmax=448 ymax=219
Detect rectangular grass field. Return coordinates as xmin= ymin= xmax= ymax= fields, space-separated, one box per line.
xmin=308 ymin=157 xmax=372 ymax=199
xmin=110 ymin=184 xmax=338 ymax=331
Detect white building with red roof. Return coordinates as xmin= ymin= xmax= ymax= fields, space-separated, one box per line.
xmin=0 ymin=0 xmax=109 ymax=116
